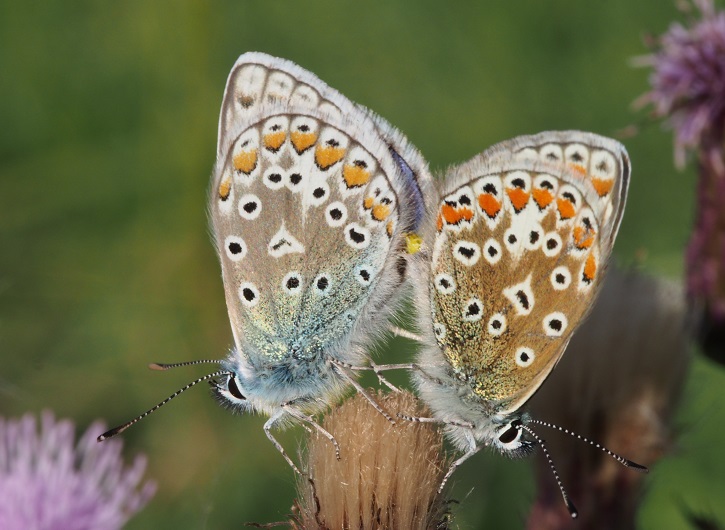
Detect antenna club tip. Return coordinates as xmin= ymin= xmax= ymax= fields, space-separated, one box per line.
xmin=148 ymin=363 xmax=167 ymax=371
xmin=567 ymin=500 xmax=579 ymax=519
xmin=630 ymin=462 xmax=649 ymax=473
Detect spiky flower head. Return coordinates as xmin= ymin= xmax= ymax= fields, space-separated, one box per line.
xmin=292 ymin=391 xmax=450 ymax=530
xmin=0 ymin=411 xmax=156 ymax=530
xmin=637 ymin=0 xmax=725 ymax=168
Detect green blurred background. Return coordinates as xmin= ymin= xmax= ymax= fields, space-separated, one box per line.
xmin=2 ymin=1 xmax=725 ymax=528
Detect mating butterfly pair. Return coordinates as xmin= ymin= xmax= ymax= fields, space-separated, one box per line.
xmin=101 ymin=52 xmax=644 ymax=516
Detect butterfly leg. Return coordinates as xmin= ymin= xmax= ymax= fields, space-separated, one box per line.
xmin=396 ymin=413 xmax=473 ymax=429
xmin=329 ymin=359 xmax=396 ymax=424
xmin=438 ymin=432 xmax=481 ymax=493
xmin=330 ymin=359 xmax=406 ymax=393
xmin=264 ymin=409 xmax=302 ymax=475
xmin=389 ymin=325 xmax=424 ymax=342
xmin=281 ymin=403 xmax=341 ymax=460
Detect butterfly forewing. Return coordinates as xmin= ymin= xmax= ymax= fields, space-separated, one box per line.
xmin=430 ymin=133 xmax=629 ymax=414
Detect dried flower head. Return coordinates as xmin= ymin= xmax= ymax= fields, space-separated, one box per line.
xmin=0 ymin=411 xmax=156 ymax=530
xmin=636 ymin=0 xmax=725 ymax=168
xmin=527 ymin=268 xmax=689 ymax=529
xmin=291 ymin=391 xmax=450 ymax=530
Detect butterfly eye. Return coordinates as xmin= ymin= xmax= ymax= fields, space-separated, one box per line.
xmin=498 ymin=423 xmax=521 ymax=444
xmin=227 ymin=376 xmax=246 ymax=400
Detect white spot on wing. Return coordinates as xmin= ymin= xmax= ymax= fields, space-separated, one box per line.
xmin=268 ymin=225 xmax=305 ymax=257
xmin=503 ymin=275 xmax=535 ymax=316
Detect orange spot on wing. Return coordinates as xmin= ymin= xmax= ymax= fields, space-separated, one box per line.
xmin=569 ymin=163 xmax=587 ymax=176
xmin=583 ymin=253 xmax=597 ymax=283
xmin=363 ymin=196 xmax=374 ymax=210
xmin=315 ymin=145 xmax=346 ymax=170
xmin=263 ymin=131 xmax=286 ymax=152
xmin=436 ymin=212 xmax=443 ymax=231
xmin=218 ymin=177 xmax=231 ymax=200
xmin=372 ymin=204 xmax=391 ymax=221
xmin=233 ymin=149 xmax=258 ymax=174
xmin=532 ymin=188 xmax=553 ymax=209
xmin=557 ymin=198 xmax=576 ymax=220
xmin=386 ymin=220 xmax=394 ymax=237
xmin=290 ymin=131 xmax=317 ymax=153
xmin=441 ymin=205 xmax=473 ymax=225
xmin=506 ymin=188 xmax=530 ymax=212
xmin=592 ymin=177 xmax=614 ymax=197
xmin=573 ymin=226 xmax=595 ymax=249
xmin=478 ymin=194 xmax=501 ymax=218
xmin=441 ymin=204 xmax=459 ymax=224
xmin=343 ymin=164 xmax=370 ymax=187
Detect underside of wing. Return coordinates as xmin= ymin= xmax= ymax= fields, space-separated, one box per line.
xmin=429 ymin=134 xmax=629 ymax=413
xmin=211 ymin=106 xmax=410 ymax=364
xmin=217 ymin=53 xmax=432 ymax=225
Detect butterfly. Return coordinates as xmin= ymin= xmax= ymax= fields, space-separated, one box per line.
xmin=99 ymin=52 xmax=432 ymax=471
xmin=405 ymin=132 xmax=646 ymax=515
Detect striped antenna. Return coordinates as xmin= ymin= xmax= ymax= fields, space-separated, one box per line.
xmin=97 ymin=370 xmax=230 ymax=442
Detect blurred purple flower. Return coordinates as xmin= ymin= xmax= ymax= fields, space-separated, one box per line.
xmin=0 ymin=412 xmax=155 ymax=530
xmin=636 ymin=0 xmax=725 ymax=168
xmin=636 ymin=0 xmax=725 ymax=363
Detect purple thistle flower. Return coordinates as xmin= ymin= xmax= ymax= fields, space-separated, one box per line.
xmin=637 ymin=0 xmax=725 ymax=363
xmin=637 ymin=0 xmax=725 ymax=168
xmin=0 ymin=412 xmax=156 ymax=530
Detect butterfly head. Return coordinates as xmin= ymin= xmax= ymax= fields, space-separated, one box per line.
xmin=211 ymin=368 xmax=253 ymax=414
xmin=491 ymin=416 xmax=537 ymax=458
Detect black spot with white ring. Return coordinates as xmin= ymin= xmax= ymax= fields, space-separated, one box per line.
xmin=435 ymin=273 xmax=456 ymax=294
xmin=282 ymin=272 xmax=303 ymax=295
xmin=354 ymin=264 xmax=374 ymax=286
xmin=515 ymin=346 xmax=535 ymax=367
xmin=550 ymin=266 xmax=572 ymax=290
xmin=224 ymin=235 xmax=247 ymax=262
xmin=238 ymin=194 xmax=262 ymax=220
xmin=453 ymin=241 xmax=481 ymax=266
xmin=325 ymin=202 xmax=348 ymax=227
xmin=313 ymin=273 xmax=331 ymax=295
xmin=345 ymin=223 xmax=371 ymax=249
xmin=463 ymin=298 xmax=484 ymax=322
xmin=543 ymin=312 xmax=568 ymax=337
xmin=487 ymin=313 xmax=507 ymax=337
xmin=484 ymin=238 xmax=502 ymax=264
xmin=239 ymin=282 xmax=260 ymax=308
xmin=543 ymin=232 xmax=562 ymax=257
